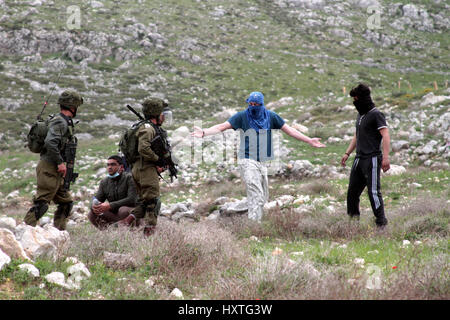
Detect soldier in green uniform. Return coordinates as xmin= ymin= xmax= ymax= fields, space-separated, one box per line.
xmin=119 ymin=98 xmax=168 ymax=236
xmin=24 ymin=90 xmax=83 ymax=230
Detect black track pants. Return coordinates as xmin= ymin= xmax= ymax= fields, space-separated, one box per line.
xmin=347 ymin=155 xmax=387 ymax=226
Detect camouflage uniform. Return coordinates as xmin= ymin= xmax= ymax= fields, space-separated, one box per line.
xmin=127 ymin=98 xmax=166 ymax=233
xmin=238 ymin=158 xmax=269 ymax=222
xmin=24 ymin=91 xmax=82 ymax=230
xmin=130 ymin=123 xmax=161 ymax=227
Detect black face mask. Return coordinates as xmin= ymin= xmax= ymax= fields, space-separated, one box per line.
xmin=353 ymin=96 xmax=375 ymax=115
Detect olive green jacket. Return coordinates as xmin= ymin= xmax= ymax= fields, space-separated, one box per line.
xmin=40 ymin=113 xmax=75 ymax=166
xmin=95 ymin=172 xmax=137 ymax=212
xmin=136 ymin=123 xmax=159 ymax=164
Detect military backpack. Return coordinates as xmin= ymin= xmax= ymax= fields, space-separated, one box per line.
xmin=27 ymin=114 xmax=56 ymax=153
xmin=119 ymin=120 xmax=148 ymax=167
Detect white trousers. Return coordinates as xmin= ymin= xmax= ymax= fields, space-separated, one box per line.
xmin=238 ymin=158 xmax=269 ymax=222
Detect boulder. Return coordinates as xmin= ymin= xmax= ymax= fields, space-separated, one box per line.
xmin=170 ymin=288 xmax=183 ymax=298
xmin=172 ymin=210 xmax=197 ymax=222
xmin=382 ymin=164 xmax=406 ymax=176
xmin=220 ymin=199 xmax=248 ymax=215
xmin=103 ymin=251 xmax=136 ymax=270
xmin=392 ymin=140 xmax=409 ymax=152
xmin=289 ymin=160 xmax=314 ymax=178
xmin=45 ymin=272 xmax=76 ymax=289
xmin=14 ymin=224 xmax=70 ymax=261
xmin=0 ymin=249 xmax=10 ymax=271
xmin=0 ymin=217 xmax=16 ymax=232
xmin=0 ymin=228 xmax=31 ymax=261
xmin=18 ymin=263 xmax=40 ymax=277
xmin=215 ymin=108 xmax=236 ymax=121
xmin=291 ymin=122 xmax=309 ymax=133
xmin=266 ymin=97 xmax=294 ymax=109
xmin=169 ymin=203 xmax=190 ymax=215
xmin=67 ymin=262 xmax=91 ymax=288
xmin=420 ymin=92 xmax=450 ymax=107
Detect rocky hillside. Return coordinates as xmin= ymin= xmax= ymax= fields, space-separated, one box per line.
xmin=0 ymin=0 xmax=449 ymax=300
xmin=0 ymin=0 xmax=449 ymax=151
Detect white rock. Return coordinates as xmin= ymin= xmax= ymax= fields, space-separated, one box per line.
xmin=65 ymin=257 xmax=80 ymax=264
xmin=90 ymin=0 xmax=104 ymax=9
xmin=354 ymin=258 xmax=365 ymax=267
xmin=6 ymin=190 xmax=19 ymax=200
xmin=215 ymin=108 xmax=236 ymax=121
xmin=293 ymin=195 xmax=310 ymax=205
xmin=420 ymin=92 xmax=450 ymax=107
xmin=264 ymin=201 xmax=278 ymax=210
xmin=409 ymin=131 xmax=424 ymax=142
xmin=67 ymin=263 xmax=91 ymax=279
xmin=0 ymin=217 xmax=16 ymax=232
xmin=402 ymin=240 xmax=411 ymax=247
xmin=39 ymin=216 xmax=52 ymax=227
xmin=0 ymin=249 xmax=11 ymax=271
xmin=170 ymin=288 xmax=183 ymax=298
xmin=18 ymin=263 xmax=40 ymax=277
xmin=42 ymin=224 xmax=70 ymax=249
xmin=145 ymin=278 xmax=155 ymax=287
xmin=220 ymin=199 xmax=248 ymax=215
xmin=14 ymin=224 xmax=57 ymax=260
xmin=0 ymin=228 xmax=32 ymax=261
xmin=276 ymin=195 xmax=295 ymax=206
xmin=291 ymin=122 xmax=309 ymax=133
xmin=382 ymin=165 xmax=406 ymax=176
xmin=45 ymin=272 xmax=67 ymax=287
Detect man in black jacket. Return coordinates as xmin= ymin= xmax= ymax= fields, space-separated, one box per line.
xmin=88 ymin=155 xmax=137 ymax=230
xmin=341 ymin=84 xmax=391 ymax=228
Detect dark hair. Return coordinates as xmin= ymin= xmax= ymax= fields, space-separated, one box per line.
xmin=350 ymin=83 xmax=371 ymax=98
xmin=108 ymin=155 xmax=123 ymax=165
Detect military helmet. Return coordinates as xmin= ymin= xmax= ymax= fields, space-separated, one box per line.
xmin=142 ymin=98 xmax=166 ymax=118
xmin=58 ymin=90 xmax=84 ymax=108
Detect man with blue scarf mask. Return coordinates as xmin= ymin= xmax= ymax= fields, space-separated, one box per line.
xmin=192 ymin=91 xmax=325 ymax=222
xmin=88 ymin=155 xmax=138 ymax=230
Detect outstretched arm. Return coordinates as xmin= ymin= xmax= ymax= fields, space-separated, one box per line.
xmin=281 ymin=124 xmax=326 ymax=148
xmin=191 ymin=121 xmax=232 ymax=138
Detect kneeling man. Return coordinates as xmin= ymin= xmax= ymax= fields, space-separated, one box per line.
xmin=88 ymin=155 xmax=137 ymax=229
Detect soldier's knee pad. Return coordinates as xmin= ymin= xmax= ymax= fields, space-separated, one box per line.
xmin=132 ymin=201 xmax=147 ymax=219
xmin=143 ymin=198 xmax=160 ymax=226
xmin=34 ymin=201 xmax=49 ymax=220
xmin=24 ymin=201 xmax=49 ymax=226
xmin=55 ymin=202 xmax=73 ymax=218
xmin=145 ymin=197 xmax=161 ymax=216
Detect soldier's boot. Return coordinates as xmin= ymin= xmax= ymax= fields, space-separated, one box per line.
xmin=143 ymin=198 xmax=160 ymax=237
xmin=119 ymin=201 xmax=146 ymax=228
xmin=53 ymin=202 xmax=73 ymax=231
xmin=24 ymin=201 xmax=49 ymax=227
xmin=143 ymin=225 xmax=156 ymax=237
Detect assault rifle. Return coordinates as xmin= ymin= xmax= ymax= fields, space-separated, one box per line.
xmin=63 ymin=138 xmax=78 ymax=191
xmin=125 ymin=104 xmax=178 ymax=182
xmin=151 ymin=134 xmax=178 ymax=182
